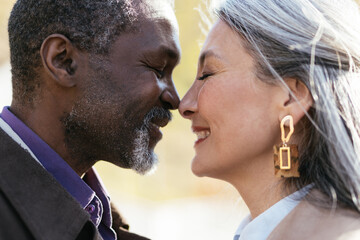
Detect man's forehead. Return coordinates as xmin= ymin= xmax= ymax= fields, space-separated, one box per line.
xmin=107 ymin=12 xmax=180 ymax=60
xmin=135 ymin=0 xmax=179 ymax=34
xmin=138 ymin=19 xmax=181 ymax=60
xmin=103 ymin=0 xmax=180 ymax=61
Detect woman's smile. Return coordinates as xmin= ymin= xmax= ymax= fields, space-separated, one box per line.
xmin=179 ymin=20 xmax=281 ymax=178
xmin=192 ymin=126 xmax=211 ymax=146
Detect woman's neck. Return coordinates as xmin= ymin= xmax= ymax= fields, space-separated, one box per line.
xmin=228 ymin=154 xmax=291 ymax=219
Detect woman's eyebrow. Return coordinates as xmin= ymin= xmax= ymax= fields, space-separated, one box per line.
xmin=199 ymin=50 xmax=223 ymax=68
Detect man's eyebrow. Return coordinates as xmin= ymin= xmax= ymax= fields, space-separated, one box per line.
xmin=143 ymin=45 xmax=181 ymax=65
xmin=199 ymin=50 xmax=222 ymax=68
xmin=157 ymin=45 xmax=180 ymax=64
xmin=163 ymin=46 xmax=179 ymax=59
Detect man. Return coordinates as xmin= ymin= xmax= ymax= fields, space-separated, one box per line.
xmin=0 ymin=0 xmax=180 ymax=239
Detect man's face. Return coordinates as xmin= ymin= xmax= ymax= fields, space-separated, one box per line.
xmin=62 ymin=5 xmax=181 ymax=174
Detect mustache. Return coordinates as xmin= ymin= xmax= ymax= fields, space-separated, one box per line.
xmin=143 ymin=106 xmax=172 ymax=127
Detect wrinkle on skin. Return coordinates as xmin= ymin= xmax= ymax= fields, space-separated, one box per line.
xmin=14 ymin=1 xmax=181 ymax=177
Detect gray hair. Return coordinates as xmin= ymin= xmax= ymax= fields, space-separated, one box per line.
xmin=213 ymin=0 xmax=360 ymax=211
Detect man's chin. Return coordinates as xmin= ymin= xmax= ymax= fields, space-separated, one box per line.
xmin=138 ymin=162 xmax=158 ymax=176
xmin=108 ymin=151 xmax=158 ymax=175
xmin=131 ymin=150 xmax=158 ymax=175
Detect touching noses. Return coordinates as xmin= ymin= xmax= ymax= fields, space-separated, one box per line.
xmin=179 ymin=84 xmax=198 ymax=119
xmin=160 ymin=81 xmax=180 ymax=110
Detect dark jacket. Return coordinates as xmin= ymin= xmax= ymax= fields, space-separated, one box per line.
xmin=0 ymin=128 xmax=149 ymax=240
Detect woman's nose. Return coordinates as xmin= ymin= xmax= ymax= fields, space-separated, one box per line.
xmin=179 ymin=85 xmax=198 ymax=119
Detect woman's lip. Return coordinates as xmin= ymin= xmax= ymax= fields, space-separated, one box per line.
xmin=192 ymin=126 xmax=211 ymax=147
xmin=192 ymin=126 xmax=211 ymax=132
xmin=194 ymin=137 xmax=208 ymax=147
xmin=193 ymin=127 xmax=211 ymax=147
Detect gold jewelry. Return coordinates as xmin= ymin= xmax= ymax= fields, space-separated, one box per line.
xmin=280 ymin=115 xmax=294 ymax=169
xmin=273 ymin=115 xmax=300 ymax=178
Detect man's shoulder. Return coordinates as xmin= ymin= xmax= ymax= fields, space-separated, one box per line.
xmin=0 ymin=128 xmax=151 ymax=240
xmin=0 ymin=189 xmax=35 ymax=240
xmin=268 ymin=192 xmax=360 ymax=240
xmin=0 ymin=128 xmax=99 ymax=240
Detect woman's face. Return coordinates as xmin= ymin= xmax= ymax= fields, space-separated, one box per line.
xmin=179 ymin=20 xmax=283 ymax=180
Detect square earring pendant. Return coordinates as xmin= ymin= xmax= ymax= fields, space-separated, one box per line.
xmin=279 ymin=146 xmax=291 ymax=170
xmin=273 ymin=144 xmax=300 ymax=178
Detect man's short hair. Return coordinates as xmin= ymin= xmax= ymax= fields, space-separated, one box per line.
xmin=8 ymin=0 xmax=139 ymax=105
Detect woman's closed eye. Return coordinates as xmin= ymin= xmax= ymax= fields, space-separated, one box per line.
xmin=197 ymin=73 xmax=213 ymax=81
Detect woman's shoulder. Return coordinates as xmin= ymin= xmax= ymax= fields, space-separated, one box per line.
xmin=268 ymin=191 xmax=360 ymax=240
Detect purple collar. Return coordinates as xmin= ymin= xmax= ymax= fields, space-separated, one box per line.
xmin=0 ymin=106 xmax=115 ymax=239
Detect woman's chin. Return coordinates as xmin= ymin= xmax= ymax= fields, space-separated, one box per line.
xmin=191 ymin=157 xmax=214 ymax=177
xmin=191 ymin=158 xmax=206 ymax=177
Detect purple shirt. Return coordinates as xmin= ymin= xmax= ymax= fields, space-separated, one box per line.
xmin=0 ymin=106 xmax=116 ymax=240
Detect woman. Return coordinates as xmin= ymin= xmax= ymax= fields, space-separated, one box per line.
xmin=179 ymin=0 xmax=360 ymax=239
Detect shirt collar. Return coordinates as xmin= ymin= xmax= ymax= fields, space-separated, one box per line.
xmin=0 ymin=106 xmax=116 ymax=239
xmin=84 ymin=168 xmax=113 ymax=227
xmin=0 ymin=106 xmax=96 ymax=208
xmin=235 ymin=185 xmax=312 ymax=240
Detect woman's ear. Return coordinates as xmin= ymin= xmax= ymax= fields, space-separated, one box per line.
xmin=279 ymin=78 xmax=314 ymax=125
xmin=40 ymin=34 xmax=78 ymax=88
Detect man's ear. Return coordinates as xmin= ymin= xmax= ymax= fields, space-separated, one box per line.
xmin=40 ymin=34 xmax=78 ymax=88
xmin=279 ymin=78 xmax=314 ymax=125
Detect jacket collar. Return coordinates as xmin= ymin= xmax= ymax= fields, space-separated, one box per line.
xmin=0 ymin=128 xmax=100 ymax=240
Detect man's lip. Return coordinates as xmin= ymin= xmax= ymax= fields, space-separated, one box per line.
xmin=151 ymin=117 xmax=170 ymax=128
xmin=148 ymin=123 xmax=163 ymax=148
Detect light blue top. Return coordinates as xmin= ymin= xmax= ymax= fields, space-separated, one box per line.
xmin=234 ymin=185 xmax=312 ymax=240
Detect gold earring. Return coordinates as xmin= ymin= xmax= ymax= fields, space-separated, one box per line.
xmin=273 ymin=115 xmax=300 ymax=178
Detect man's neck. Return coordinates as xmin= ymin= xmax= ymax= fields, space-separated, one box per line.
xmin=9 ymin=103 xmax=92 ymax=176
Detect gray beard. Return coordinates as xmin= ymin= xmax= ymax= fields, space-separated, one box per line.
xmin=129 ymin=106 xmax=171 ymax=174
xmin=62 ymin=105 xmax=169 ymax=175
xmin=130 ymin=125 xmax=158 ymax=175
xmin=62 ymin=58 xmax=170 ymax=175
xmin=61 ymin=71 xmax=171 ymax=175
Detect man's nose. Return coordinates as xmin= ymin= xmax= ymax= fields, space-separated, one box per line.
xmin=160 ymin=81 xmax=180 ymax=110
